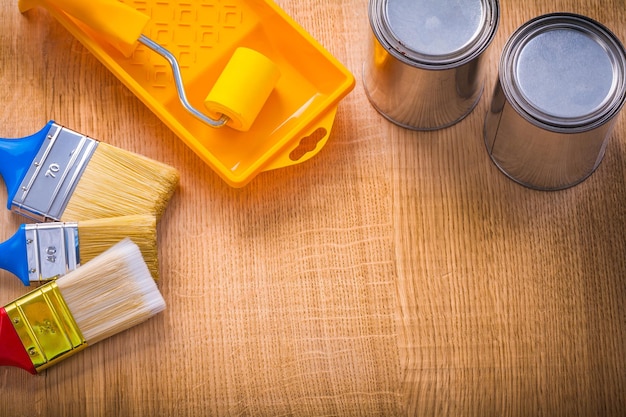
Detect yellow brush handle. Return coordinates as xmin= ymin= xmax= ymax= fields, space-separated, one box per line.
xmin=18 ymin=0 xmax=149 ymax=55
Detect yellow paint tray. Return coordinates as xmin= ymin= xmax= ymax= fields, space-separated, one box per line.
xmin=19 ymin=0 xmax=355 ymax=187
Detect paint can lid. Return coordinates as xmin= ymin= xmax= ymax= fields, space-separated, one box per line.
xmin=501 ymin=13 xmax=626 ymax=130
xmin=370 ymin=0 xmax=499 ymax=67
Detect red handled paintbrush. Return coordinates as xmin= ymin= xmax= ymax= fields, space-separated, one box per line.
xmin=0 ymin=238 xmax=165 ymax=374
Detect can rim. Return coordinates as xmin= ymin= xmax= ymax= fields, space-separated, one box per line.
xmin=369 ymin=0 xmax=500 ymax=68
xmin=500 ymin=13 xmax=626 ymax=132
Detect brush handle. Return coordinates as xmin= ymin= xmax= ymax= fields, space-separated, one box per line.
xmin=0 ymin=122 xmax=54 ymax=209
xmin=0 ymin=226 xmax=30 ymax=286
xmin=19 ymin=0 xmax=149 ymax=56
xmin=0 ymin=307 xmax=36 ymax=374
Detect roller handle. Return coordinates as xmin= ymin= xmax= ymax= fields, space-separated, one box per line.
xmin=0 ymin=226 xmax=30 ymax=286
xmin=18 ymin=0 xmax=149 ymax=56
xmin=0 ymin=122 xmax=53 ymax=210
xmin=0 ymin=307 xmax=36 ymax=374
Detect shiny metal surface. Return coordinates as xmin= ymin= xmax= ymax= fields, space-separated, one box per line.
xmin=138 ymin=35 xmax=229 ymax=128
xmin=485 ymin=13 xmax=626 ymax=190
xmin=4 ymin=281 xmax=87 ymax=372
xmin=11 ymin=124 xmax=98 ymax=221
xmin=25 ymin=222 xmax=80 ymax=284
xmin=515 ymin=30 xmax=614 ymax=120
xmin=364 ymin=0 xmax=499 ymax=130
xmin=386 ymin=0 xmax=485 ymax=59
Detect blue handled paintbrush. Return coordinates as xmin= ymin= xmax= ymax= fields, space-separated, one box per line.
xmin=0 ymin=121 xmax=179 ymax=222
xmin=0 ymin=215 xmax=159 ymax=285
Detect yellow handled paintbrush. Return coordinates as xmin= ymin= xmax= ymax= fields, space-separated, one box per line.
xmin=0 ymin=214 xmax=159 ymax=285
xmin=0 ymin=121 xmax=179 ymax=222
xmin=0 ymin=238 xmax=165 ymax=374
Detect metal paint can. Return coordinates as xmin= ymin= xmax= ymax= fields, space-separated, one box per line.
xmin=364 ymin=0 xmax=500 ymax=130
xmin=484 ymin=13 xmax=626 ymax=190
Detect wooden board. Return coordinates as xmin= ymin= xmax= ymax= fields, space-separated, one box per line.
xmin=1 ymin=0 xmax=624 ymax=415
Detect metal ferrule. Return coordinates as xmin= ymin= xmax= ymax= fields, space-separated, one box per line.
xmin=24 ymin=222 xmax=80 ymax=284
xmin=4 ymin=281 xmax=87 ymax=372
xmin=11 ymin=123 xmax=98 ymax=222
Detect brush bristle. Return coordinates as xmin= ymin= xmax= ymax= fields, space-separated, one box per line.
xmin=77 ymin=215 xmax=160 ymax=280
xmin=61 ymin=143 xmax=179 ymax=221
xmin=55 ymin=238 xmax=166 ymax=345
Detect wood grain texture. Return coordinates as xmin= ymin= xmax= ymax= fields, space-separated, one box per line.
xmin=0 ymin=0 xmax=624 ymax=416
xmin=392 ymin=1 xmax=626 ymax=416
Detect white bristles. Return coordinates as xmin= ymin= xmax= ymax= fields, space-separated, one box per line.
xmin=55 ymin=238 xmax=166 ymax=345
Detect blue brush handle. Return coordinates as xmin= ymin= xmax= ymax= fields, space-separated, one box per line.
xmin=0 ymin=121 xmax=55 ymax=210
xmin=0 ymin=225 xmax=29 ymax=286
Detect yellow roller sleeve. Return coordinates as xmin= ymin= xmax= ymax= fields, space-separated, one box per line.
xmin=205 ymin=48 xmax=281 ymax=132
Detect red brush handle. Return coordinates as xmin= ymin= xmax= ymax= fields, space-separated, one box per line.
xmin=0 ymin=307 xmax=36 ymax=374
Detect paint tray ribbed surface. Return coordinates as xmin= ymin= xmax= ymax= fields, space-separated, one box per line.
xmin=21 ymin=0 xmax=355 ymax=187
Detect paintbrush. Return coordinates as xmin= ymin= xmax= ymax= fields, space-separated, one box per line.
xmin=0 ymin=238 xmax=165 ymax=374
xmin=0 ymin=214 xmax=159 ymax=285
xmin=0 ymin=121 xmax=179 ymax=222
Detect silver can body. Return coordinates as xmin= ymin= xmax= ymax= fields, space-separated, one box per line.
xmin=484 ymin=13 xmax=626 ymax=190
xmin=364 ymin=0 xmax=500 ymax=130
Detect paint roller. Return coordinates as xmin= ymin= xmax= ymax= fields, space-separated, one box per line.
xmin=18 ymin=0 xmax=281 ymax=132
